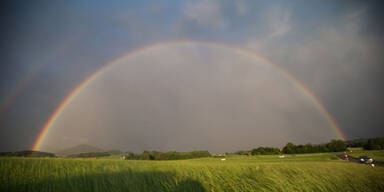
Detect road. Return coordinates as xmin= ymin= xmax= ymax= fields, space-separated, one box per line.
xmin=337 ymin=154 xmax=384 ymax=167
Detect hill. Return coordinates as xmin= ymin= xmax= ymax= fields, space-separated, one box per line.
xmin=56 ymin=144 xmax=103 ymax=157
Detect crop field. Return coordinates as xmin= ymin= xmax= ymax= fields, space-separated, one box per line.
xmin=1 ymin=153 xmax=384 ymax=192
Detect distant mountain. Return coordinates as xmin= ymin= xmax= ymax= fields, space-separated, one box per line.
xmin=56 ymin=144 xmax=103 ymax=157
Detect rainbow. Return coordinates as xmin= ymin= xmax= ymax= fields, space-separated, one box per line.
xmin=32 ymin=40 xmax=346 ymax=151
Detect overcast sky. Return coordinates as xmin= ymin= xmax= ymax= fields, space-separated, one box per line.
xmin=0 ymin=0 xmax=383 ymax=153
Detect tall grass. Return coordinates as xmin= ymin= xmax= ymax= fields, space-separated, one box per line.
xmin=1 ymin=154 xmax=384 ymax=192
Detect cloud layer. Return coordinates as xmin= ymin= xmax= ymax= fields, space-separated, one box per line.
xmin=42 ymin=44 xmax=336 ymax=153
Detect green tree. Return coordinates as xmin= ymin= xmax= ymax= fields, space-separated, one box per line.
xmin=363 ymin=137 xmax=384 ymax=150
xmin=304 ymin=143 xmax=313 ymax=153
xmin=327 ymin=140 xmax=347 ymax=152
xmin=283 ymin=143 xmax=296 ymax=154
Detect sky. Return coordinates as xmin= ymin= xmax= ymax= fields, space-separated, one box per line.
xmin=0 ymin=0 xmax=383 ymax=153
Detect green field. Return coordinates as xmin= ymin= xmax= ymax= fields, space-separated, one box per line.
xmin=347 ymin=147 xmax=364 ymax=151
xmin=1 ymin=153 xmax=384 ymax=192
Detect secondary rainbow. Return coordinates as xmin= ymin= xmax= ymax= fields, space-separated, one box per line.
xmin=0 ymin=38 xmax=78 ymax=120
xmin=32 ymin=40 xmax=346 ymax=151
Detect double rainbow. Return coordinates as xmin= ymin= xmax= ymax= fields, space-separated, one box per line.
xmin=32 ymin=40 xmax=346 ymax=151
xmin=0 ymin=36 xmax=80 ymax=120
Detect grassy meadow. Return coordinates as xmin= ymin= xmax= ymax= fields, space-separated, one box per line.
xmin=1 ymin=152 xmax=384 ymax=192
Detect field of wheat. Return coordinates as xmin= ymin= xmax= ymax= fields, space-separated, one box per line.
xmin=1 ymin=153 xmax=384 ymax=192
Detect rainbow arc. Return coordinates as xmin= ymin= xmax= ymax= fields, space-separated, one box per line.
xmin=32 ymin=40 xmax=346 ymax=151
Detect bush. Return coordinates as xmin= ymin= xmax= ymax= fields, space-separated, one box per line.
xmin=251 ymin=147 xmax=280 ymax=155
xmin=235 ymin=150 xmax=250 ymax=155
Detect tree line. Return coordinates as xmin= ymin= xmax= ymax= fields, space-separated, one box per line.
xmin=347 ymin=137 xmax=384 ymax=150
xmin=282 ymin=139 xmax=347 ymax=154
xmin=1 ymin=137 xmax=383 ymax=159
xmin=123 ymin=150 xmax=211 ymax=160
xmin=67 ymin=152 xmax=111 ymax=158
xmin=236 ymin=139 xmax=348 ymax=155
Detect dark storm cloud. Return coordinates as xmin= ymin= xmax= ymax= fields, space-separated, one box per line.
xmin=242 ymin=0 xmax=384 ymax=139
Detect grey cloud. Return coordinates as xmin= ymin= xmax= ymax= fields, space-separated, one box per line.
xmin=245 ymin=6 xmax=384 ymax=139
xmin=41 ymin=44 xmax=337 ymax=153
xmin=183 ymin=0 xmax=228 ymax=29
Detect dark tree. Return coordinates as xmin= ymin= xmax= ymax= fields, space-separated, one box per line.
xmin=283 ymin=143 xmax=296 ymax=154
xmin=327 ymin=140 xmax=347 ymax=152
